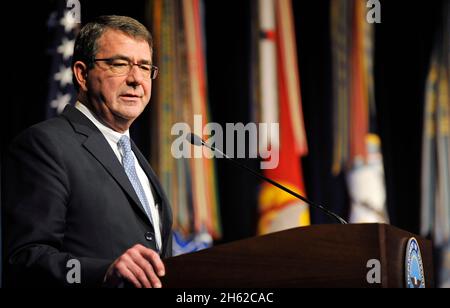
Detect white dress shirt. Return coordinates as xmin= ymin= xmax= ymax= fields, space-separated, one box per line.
xmin=75 ymin=101 xmax=162 ymax=250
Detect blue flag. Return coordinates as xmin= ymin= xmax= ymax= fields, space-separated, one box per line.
xmin=46 ymin=0 xmax=79 ymax=118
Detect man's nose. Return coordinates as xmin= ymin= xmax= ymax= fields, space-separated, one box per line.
xmin=126 ymin=65 xmax=144 ymax=86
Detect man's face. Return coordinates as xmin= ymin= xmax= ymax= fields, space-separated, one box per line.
xmin=86 ymin=29 xmax=152 ymax=126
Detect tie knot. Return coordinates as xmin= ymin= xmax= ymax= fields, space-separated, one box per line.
xmin=118 ymin=135 xmax=132 ymax=154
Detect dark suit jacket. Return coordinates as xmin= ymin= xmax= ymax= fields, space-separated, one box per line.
xmin=2 ymin=105 xmax=173 ymax=287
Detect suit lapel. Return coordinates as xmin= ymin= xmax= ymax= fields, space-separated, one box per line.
xmin=61 ymin=105 xmax=151 ymax=223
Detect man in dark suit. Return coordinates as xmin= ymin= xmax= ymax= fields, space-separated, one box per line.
xmin=2 ymin=15 xmax=172 ymax=288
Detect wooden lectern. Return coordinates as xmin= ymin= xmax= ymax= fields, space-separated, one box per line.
xmin=162 ymin=224 xmax=434 ymax=288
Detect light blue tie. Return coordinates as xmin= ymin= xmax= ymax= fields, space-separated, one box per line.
xmin=118 ymin=135 xmax=156 ymax=229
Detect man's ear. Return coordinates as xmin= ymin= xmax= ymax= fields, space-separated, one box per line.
xmin=73 ymin=61 xmax=89 ymax=91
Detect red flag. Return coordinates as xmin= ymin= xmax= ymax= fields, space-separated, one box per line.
xmin=258 ymin=0 xmax=309 ymax=235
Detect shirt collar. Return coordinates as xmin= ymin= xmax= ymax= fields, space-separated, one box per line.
xmin=75 ymin=101 xmax=130 ymax=145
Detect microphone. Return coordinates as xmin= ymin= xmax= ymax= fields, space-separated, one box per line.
xmin=187 ymin=133 xmax=348 ymax=225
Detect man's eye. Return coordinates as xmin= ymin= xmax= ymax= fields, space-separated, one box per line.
xmin=111 ymin=61 xmax=128 ymax=67
xmin=139 ymin=65 xmax=151 ymax=71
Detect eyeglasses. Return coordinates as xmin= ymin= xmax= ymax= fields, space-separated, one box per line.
xmin=93 ymin=58 xmax=159 ymax=80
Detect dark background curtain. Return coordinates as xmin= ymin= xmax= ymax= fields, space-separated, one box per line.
xmin=1 ymin=0 xmax=444 ymax=244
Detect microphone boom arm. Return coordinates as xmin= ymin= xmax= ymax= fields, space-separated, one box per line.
xmin=189 ymin=133 xmax=348 ymax=225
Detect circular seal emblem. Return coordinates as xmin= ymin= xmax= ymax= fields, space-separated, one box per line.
xmin=405 ymin=238 xmax=425 ymax=288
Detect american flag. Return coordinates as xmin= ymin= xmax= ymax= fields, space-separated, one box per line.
xmin=46 ymin=0 xmax=79 ymax=118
